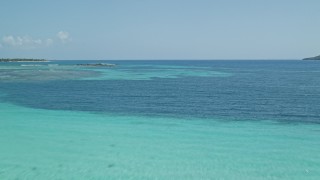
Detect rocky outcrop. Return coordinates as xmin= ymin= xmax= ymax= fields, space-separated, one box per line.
xmin=76 ymin=63 xmax=116 ymax=67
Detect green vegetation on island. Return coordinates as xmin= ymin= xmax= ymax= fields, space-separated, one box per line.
xmin=0 ymin=58 xmax=48 ymax=62
xmin=303 ymin=55 xmax=320 ymax=60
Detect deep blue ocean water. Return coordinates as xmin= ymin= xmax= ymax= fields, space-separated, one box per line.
xmin=1 ymin=60 xmax=320 ymax=123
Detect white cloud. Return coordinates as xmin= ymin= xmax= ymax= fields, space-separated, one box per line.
xmin=3 ymin=36 xmax=16 ymax=46
xmin=2 ymin=31 xmax=71 ymax=49
xmin=2 ymin=35 xmax=50 ymax=49
xmin=57 ymin=31 xmax=71 ymax=43
xmin=46 ymin=38 xmax=54 ymax=46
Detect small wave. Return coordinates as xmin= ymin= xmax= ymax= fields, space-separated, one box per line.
xmin=20 ymin=64 xmax=44 ymax=67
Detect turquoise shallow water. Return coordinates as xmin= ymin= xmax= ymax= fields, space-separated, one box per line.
xmin=82 ymin=65 xmax=231 ymax=80
xmin=1 ymin=102 xmax=320 ymax=179
xmin=1 ymin=60 xmax=320 ymax=179
xmin=0 ymin=63 xmax=231 ymax=81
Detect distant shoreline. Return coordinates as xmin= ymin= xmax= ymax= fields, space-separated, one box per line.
xmin=0 ymin=58 xmax=49 ymax=62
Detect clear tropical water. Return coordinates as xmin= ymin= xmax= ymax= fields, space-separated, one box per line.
xmin=0 ymin=60 xmax=320 ymax=179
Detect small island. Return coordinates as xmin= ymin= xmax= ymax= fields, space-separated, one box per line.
xmin=0 ymin=58 xmax=48 ymax=62
xmin=303 ymin=55 xmax=320 ymax=60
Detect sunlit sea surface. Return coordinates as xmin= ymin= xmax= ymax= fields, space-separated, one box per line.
xmin=0 ymin=60 xmax=320 ymax=179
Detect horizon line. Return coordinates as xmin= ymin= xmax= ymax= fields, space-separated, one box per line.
xmin=47 ymin=59 xmax=302 ymax=61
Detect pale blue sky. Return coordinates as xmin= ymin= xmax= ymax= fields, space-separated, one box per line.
xmin=0 ymin=0 xmax=319 ymax=60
